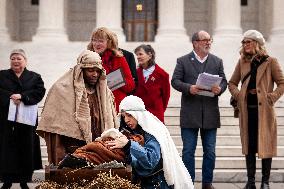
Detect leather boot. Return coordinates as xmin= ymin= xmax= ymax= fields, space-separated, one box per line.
xmin=260 ymin=158 xmax=272 ymax=189
xmin=20 ymin=182 xmax=29 ymax=189
xmin=243 ymin=154 xmax=256 ymax=189
xmin=202 ymin=183 xmax=215 ymax=189
xmin=0 ymin=182 xmax=12 ymax=189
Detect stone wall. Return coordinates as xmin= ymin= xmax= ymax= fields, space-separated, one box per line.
xmin=66 ymin=0 xmax=96 ymax=41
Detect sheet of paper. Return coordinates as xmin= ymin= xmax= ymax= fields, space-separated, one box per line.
xmin=107 ymin=68 xmax=126 ymax=91
xmin=8 ymin=99 xmax=38 ymax=126
xmin=196 ymin=72 xmax=223 ymax=97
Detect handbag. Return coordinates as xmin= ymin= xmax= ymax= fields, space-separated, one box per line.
xmin=230 ymin=56 xmax=268 ymax=118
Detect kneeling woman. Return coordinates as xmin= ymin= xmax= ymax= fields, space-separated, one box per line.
xmin=106 ymin=95 xmax=194 ymax=189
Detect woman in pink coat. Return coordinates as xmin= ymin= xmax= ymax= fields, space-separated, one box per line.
xmin=134 ymin=44 xmax=170 ymax=123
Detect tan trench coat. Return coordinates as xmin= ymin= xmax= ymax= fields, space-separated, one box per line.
xmin=229 ymin=56 xmax=284 ymax=158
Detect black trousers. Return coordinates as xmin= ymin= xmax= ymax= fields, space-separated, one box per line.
xmin=247 ymin=106 xmax=258 ymax=153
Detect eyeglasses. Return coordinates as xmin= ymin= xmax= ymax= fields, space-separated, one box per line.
xmin=241 ymin=40 xmax=253 ymax=45
xmin=91 ymin=38 xmax=107 ymax=44
xmin=196 ymin=38 xmax=213 ymax=43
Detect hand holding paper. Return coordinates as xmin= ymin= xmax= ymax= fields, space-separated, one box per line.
xmin=189 ymin=85 xmax=201 ymax=95
xmin=195 ymin=72 xmax=222 ymax=97
xmin=211 ymin=85 xmax=221 ymax=95
xmin=10 ymin=94 xmax=21 ymax=105
xmin=7 ymin=99 xmax=38 ymax=126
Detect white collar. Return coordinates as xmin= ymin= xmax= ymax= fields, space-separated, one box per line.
xmin=143 ymin=65 xmax=155 ymax=82
xmin=193 ymin=50 xmax=208 ymax=63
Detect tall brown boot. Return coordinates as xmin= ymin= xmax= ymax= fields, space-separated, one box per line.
xmin=243 ymin=154 xmax=256 ymax=189
xmin=260 ymin=158 xmax=272 ymax=189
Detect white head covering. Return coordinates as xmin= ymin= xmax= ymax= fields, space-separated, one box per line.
xmin=243 ymin=30 xmax=265 ymax=46
xmin=119 ymin=95 xmax=194 ymax=189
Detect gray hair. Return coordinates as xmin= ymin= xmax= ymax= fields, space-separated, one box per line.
xmin=191 ymin=32 xmax=200 ymax=42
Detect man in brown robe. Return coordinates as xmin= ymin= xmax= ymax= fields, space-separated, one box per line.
xmin=37 ymin=50 xmax=118 ymax=165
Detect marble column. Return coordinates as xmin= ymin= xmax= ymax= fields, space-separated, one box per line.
xmin=214 ymin=0 xmax=242 ymax=37
xmin=33 ymin=0 xmax=68 ymax=42
xmin=155 ymin=0 xmax=188 ymax=42
xmin=270 ymin=0 xmax=284 ymax=41
xmin=0 ymin=0 xmax=10 ymax=42
xmin=96 ymin=0 xmax=126 ymax=42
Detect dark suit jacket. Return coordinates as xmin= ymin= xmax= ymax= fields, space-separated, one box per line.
xmin=120 ymin=48 xmax=138 ymax=83
xmin=171 ymin=51 xmax=227 ymax=129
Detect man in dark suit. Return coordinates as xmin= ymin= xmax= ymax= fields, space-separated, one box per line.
xmin=120 ymin=48 xmax=137 ymax=94
xmin=171 ymin=30 xmax=227 ymax=189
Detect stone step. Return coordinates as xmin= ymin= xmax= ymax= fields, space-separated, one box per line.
xmin=38 ymin=106 xmax=284 ymax=121
xmin=171 ymin=135 xmax=284 ymax=146
xmin=165 ymin=116 xmax=284 ymax=126
xmin=174 ymin=146 xmax=284 ymax=157
xmin=32 ymin=168 xmax=284 ymax=183
xmin=196 ymin=169 xmax=284 ymax=183
xmin=39 ymin=156 xmax=284 ymax=170
xmin=40 ymin=145 xmax=284 ymax=158
xmin=165 ymin=106 xmax=284 ymax=117
xmin=166 ymin=125 xmax=284 ymax=136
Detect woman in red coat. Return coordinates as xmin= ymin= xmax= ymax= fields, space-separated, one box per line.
xmin=134 ymin=44 xmax=170 ymax=123
xmin=87 ymin=27 xmax=135 ymax=111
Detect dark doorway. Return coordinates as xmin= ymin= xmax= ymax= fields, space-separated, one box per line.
xmin=122 ymin=0 xmax=158 ymax=41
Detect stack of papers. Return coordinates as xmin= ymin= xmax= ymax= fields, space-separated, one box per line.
xmin=196 ymin=72 xmax=222 ymax=97
xmin=107 ymin=68 xmax=126 ymax=91
xmin=7 ymin=99 xmax=38 ymax=126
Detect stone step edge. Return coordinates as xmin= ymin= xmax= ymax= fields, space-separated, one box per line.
xmin=40 ymin=156 xmax=284 ymax=161
xmin=32 ymin=169 xmax=284 ymax=183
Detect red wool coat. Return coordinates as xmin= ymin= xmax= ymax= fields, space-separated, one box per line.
xmin=101 ymin=50 xmax=135 ymax=111
xmin=134 ymin=64 xmax=170 ymax=123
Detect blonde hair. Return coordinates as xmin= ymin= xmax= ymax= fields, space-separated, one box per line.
xmin=239 ymin=40 xmax=268 ymax=61
xmin=87 ymin=27 xmax=122 ymax=57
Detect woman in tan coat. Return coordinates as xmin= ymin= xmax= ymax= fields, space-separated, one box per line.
xmin=229 ymin=30 xmax=284 ymax=189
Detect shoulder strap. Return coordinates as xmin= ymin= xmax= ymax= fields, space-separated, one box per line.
xmin=241 ymin=55 xmax=269 ymax=84
xmin=241 ymin=71 xmax=251 ymax=84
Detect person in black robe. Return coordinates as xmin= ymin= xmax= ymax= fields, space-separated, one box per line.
xmin=0 ymin=49 xmax=45 ymax=189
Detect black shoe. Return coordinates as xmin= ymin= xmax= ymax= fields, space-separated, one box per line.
xmin=243 ymin=182 xmax=256 ymax=189
xmin=202 ymin=183 xmax=215 ymax=189
xmin=20 ymin=182 xmax=29 ymax=189
xmin=0 ymin=182 xmax=12 ymax=189
xmin=260 ymin=183 xmax=270 ymax=189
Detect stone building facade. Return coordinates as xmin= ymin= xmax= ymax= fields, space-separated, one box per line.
xmin=1 ymin=0 xmax=283 ymax=42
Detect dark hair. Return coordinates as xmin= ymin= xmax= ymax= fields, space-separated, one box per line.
xmin=191 ymin=32 xmax=200 ymax=42
xmin=134 ymin=44 xmax=156 ymax=67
